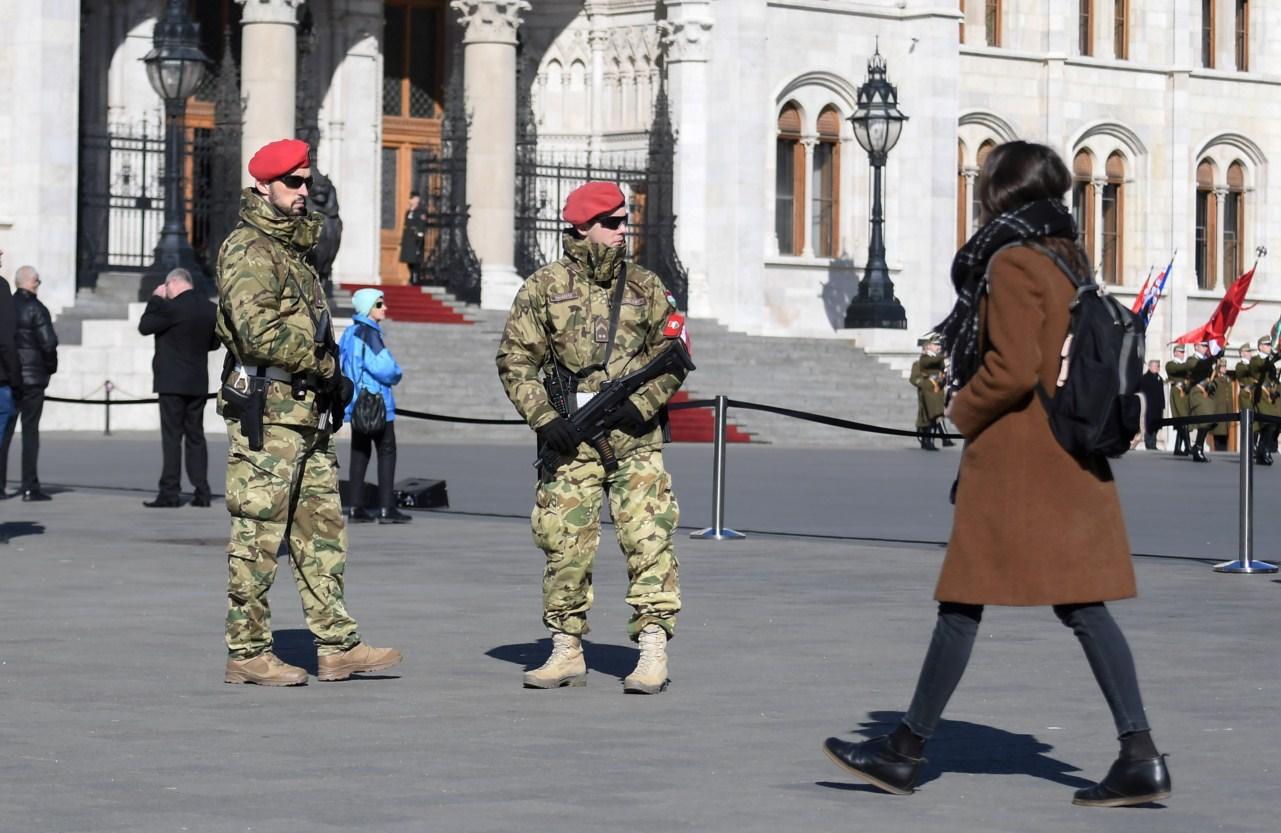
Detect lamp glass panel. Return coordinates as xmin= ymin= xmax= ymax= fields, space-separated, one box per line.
xmin=867 ymin=119 xmax=889 ymax=154
xmin=883 ymin=118 xmax=904 ymax=152
xmin=851 ymin=117 xmax=871 ymax=153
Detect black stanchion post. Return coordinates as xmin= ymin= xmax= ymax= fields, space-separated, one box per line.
xmin=691 ymin=395 xmax=745 ymax=541
xmin=103 ymin=381 xmax=113 ymax=437
xmin=1216 ymin=407 xmax=1277 ymax=573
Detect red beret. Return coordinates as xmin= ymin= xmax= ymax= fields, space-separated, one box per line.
xmin=563 ymin=181 xmax=625 ymax=226
xmin=247 ymin=139 xmax=311 ymax=182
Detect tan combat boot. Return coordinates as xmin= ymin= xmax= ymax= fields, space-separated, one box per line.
xmin=317 ymin=643 xmax=403 ymax=681
xmin=522 ymin=631 xmax=587 ymax=688
xmin=224 ymin=652 xmax=308 ymax=687
xmin=623 ymin=623 xmax=669 ymax=694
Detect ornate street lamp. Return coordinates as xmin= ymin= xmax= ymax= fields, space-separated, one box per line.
xmin=844 ymin=45 xmax=908 ymax=329
xmin=142 ymin=0 xmax=212 ymax=290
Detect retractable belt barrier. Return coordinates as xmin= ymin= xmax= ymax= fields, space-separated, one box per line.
xmin=40 ymin=381 xmax=1278 ymax=573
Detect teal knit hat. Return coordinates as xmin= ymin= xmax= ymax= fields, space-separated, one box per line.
xmin=353 ymin=288 xmax=384 ymax=316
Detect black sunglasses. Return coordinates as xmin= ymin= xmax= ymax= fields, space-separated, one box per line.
xmin=595 ymin=214 xmax=627 ymax=230
xmin=277 ymin=174 xmax=313 ymax=190
xmin=374 ymin=300 xmax=385 ymax=308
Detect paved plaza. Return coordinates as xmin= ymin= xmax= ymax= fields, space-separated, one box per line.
xmin=2 ymin=434 xmax=1278 ymax=832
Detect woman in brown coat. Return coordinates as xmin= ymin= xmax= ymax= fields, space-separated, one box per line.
xmin=822 ymin=142 xmax=1171 ymax=807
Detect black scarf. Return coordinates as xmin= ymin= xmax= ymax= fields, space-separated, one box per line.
xmin=935 ymin=199 xmax=1076 ymax=397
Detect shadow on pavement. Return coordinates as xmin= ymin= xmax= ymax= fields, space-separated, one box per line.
xmin=818 ymin=710 xmax=1094 ymax=792
xmin=486 ymin=638 xmax=637 ymax=680
xmin=0 ymin=521 xmax=46 ymax=544
xmin=273 ymin=629 xmax=320 ymax=676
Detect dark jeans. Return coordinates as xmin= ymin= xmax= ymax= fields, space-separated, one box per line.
xmin=0 ymin=386 xmax=45 ymax=492
xmin=902 ymin=601 xmax=1151 ymax=739
xmin=349 ymin=420 xmax=398 ymax=510
xmin=1143 ymin=430 xmax=1158 ymax=450
xmin=158 ymin=393 xmax=210 ymax=500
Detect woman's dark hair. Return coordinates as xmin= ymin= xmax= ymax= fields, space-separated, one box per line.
xmin=975 ymin=141 xmax=1072 ymax=224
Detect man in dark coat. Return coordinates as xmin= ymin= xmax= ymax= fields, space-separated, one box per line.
xmin=0 ymin=266 xmax=58 ymax=500
xmin=137 ymin=267 xmax=219 ymax=507
xmin=0 ymin=250 xmax=27 ymax=499
xmin=1136 ymin=360 xmax=1165 ymax=450
xmin=398 ymin=192 xmax=428 ymax=284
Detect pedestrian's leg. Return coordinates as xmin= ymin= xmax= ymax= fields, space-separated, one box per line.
xmin=183 ymin=394 xmax=211 ymax=500
xmin=286 ymin=431 xmax=360 ymax=656
xmin=0 ymin=389 xmax=16 ymax=491
xmin=531 ymin=456 xmax=606 ymax=638
xmin=348 ymin=429 xmax=373 ymax=512
xmin=901 ymin=602 xmax=984 ymax=740
xmin=607 ymin=451 xmax=681 ymax=640
xmin=157 ymin=394 xmax=183 ymax=499
xmin=376 ymin=421 xmax=397 ymax=511
xmin=18 ymin=388 xmax=43 ymax=492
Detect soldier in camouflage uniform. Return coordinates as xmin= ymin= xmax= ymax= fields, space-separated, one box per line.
xmin=1250 ymin=335 xmax=1281 ymax=465
xmin=496 ymin=181 xmax=688 ymax=695
xmin=1165 ymin=344 xmax=1192 ymax=456
xmin=216 ymin=139 xmax=401 ymax=686
xmin=908 ymin=338 xmax=949 ymax=451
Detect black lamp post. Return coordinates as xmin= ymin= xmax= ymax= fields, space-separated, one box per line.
xmin=142 ymin=0 xmax=211 ymax=290
xmin=844 ymin=45 xmax=908 ymax=329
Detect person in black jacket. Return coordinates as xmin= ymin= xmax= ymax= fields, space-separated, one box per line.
xmin=1137 ymin=360 xmax=1165 ymax=451
xmin=137 ymin=268 xmax=220 ymax=507
xmin=0 ymin=266 xmax=58 ymax=500
xmin=0 ymin=250 xmax=23 ymax=500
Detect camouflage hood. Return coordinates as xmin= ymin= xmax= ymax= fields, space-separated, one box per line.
xmin=561 ymin=231 xmax=625 ymax=286
xmin=238 ymin=189 xmax=324 ymax=253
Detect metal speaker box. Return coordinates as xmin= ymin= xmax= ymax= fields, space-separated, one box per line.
xmin=395 ymin=477 xmax=449 ymax=509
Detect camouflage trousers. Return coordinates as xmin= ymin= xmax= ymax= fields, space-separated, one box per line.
xmin=532 ymin=449 xmax=680 ymax=641
xmin=223 ymin=419 xmax=359 ymax=659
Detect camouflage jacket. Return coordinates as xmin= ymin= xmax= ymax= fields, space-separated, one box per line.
xmin=496 ymin=232 xmax=687 ymax=461
xmin=215 ymin=189 xmax=335 ymax=428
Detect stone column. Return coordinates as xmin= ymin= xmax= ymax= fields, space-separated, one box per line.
xmin=660 ymin=0 xmax=714 ymax=316
xmin=588 ymin=24 xmax=608 ymax=157
xmin=799 ymin=137 xmax=816 ymax=258
xmin=237 ymin=0 xmax=303 ymax=187
xmin=451 ymin=0 xmax=529 ymax=311
xmin=1214 ymin=186 xmax=1229 ymax=287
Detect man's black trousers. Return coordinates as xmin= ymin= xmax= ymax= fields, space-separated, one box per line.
xmin=0 ymin=387 xmax=45 ymax=492
xmin=158 ymin=393 xmax=210 ymax=501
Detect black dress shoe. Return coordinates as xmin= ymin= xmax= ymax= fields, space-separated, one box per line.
xmin=378 ymin=507 xmax=412 ymax=524
xmin=22 ymin=489 xmax=52 ymax=502
xmin=821 ymin=735 xmax=923 ymax=795
xmin=191 ymin=495 xmax=212 ymax=507
xmin=1191 ymin=447 xmax=1209 ymax=463
xmin=347 ymin=507 xmax=376 ymax=524
xmin=1073 ymin=755 xmax=1171 ymax=807
xmin=143 ymin=495 xmax=182 ymax=508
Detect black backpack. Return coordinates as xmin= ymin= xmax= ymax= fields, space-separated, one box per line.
xmin=1020 ymin=241 xmax=1145 ymax=458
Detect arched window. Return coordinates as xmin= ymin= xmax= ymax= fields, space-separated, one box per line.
xmin=1224 ymin=161 xmax=1246 ymax=285
xmin=775 ymin=103 xmax=804 ymax=255
xmin=811 ymin=107 xmax=841 ymax=258
xmin=1100 ymin=153 xmax=1125 ymax=284
xmin=957 ymin=140 xmax=968 ymax=247
xmin=1236 ymin=0 xmax=1249 ymax=71
xmin=986 ymin=1 xmax=1001 ymax=47
xmin=972 ymin=140 xmax=995 ymax=229
xmin=1080 ymin=0 xmax=1093 ymax=56
xmin=1114 ymin=0 xmax=1129 ymax=60
xmin=1202 ymin=0 xmax=1216 ymax=68
xmin=1196 ymin=159 xmax=1218 ymax=289
xmin=1072 ymin=149 xmax=1096 ymax=260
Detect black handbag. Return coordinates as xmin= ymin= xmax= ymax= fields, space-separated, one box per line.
xmin=352 ymin=387 xmax=387 ymax=435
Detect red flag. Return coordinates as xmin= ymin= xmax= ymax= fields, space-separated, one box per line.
xmin=1174 ymin=266 xmax=1256 ymax=348
xmin=1130 ymin=268 xmax=1154 ymax=315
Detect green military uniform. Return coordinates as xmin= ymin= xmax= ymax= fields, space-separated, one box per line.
xmin=1250 ymin=339 xmax=1281 ymax=462
xmin=909 ymin=350 xmax=948 ymax=450
xmin=1165 ymin=353 xmax=1193 ymax=455
xmin=1212 ymin=362 xmax=1233 ymax=447
xmin=1235 ymin=352 xmax=1259 ymax=412
xmin=497 ymin=232 xmax=687 ymax=641
xmin=1186 ymin=351 xmax=1218 ymax=459
xmin=215 ymin=189 xmax=359 ymax=660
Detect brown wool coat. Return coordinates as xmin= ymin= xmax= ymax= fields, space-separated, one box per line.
xmin=937 ymin=244 xmax=1137 ymax=606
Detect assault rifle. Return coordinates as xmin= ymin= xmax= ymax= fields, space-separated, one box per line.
xmin=535 ymin=339 xmax=696 ymax=475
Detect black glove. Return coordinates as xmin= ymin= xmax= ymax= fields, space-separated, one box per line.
xmin=537 ymin=416 xmax=579 ymax=455
xmin=605 ymin=399 xmax=647 ymax=433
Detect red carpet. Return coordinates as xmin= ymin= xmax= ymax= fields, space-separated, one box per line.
xmin=668 ymin=391 xmax=754 ymax=443
xmin=340 ymin=284 xmax=471 ymax=324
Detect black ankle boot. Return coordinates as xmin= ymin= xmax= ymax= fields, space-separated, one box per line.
xmin=1191 ymin=445 xmax=1209 ymax=463
xmin=937 ymin=423 xmax=955 ymax=448
xmin=1072 ymin=755 xmax=1171 ymax=807
xmin=378 ymin=507 xmax=412 ymax=524
xmin=348 ymin=507 xmax=375 ymax=523
xmin=821 ymin=735 xmax=924 ymax=795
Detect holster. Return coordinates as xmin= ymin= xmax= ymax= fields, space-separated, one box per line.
xmin=221 ymin=366 xmax=268 ymax=452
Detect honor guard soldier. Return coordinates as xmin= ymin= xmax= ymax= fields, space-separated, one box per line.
xmin=909 ymin=337 xmax=950 ymax=450
xmin=216 ymin=139 xmax=402 ymax=686
xmin=1211 ymin=359 xmax=1233 ymax=451
xmin=1251 ymin=335 xmax=1281 ymax=464
xmin=496 ymin=181 xmax=689 ymax=694
xmin=1186 ymin=341 xmax=1219 ymax=462
xmin=1165 ymin=344 xmax=1192 ymax=456
xmin=1234 ymin=343 xmax=1258 ymax=412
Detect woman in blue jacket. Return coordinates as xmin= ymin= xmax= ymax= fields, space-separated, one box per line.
xmin=340 ymin=288 xmax=410 ymax=524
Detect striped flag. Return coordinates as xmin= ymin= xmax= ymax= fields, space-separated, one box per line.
xmin=1135 ymin=254 xmax=1175 ymax=328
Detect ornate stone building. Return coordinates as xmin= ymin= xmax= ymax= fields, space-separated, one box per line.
xmin=2 ymin=0 xmax=1281 ymax=360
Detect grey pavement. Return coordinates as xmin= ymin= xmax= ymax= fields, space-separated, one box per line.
xmin=1 ymin=433 xmax=1278 ymax=832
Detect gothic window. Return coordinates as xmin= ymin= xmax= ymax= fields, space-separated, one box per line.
xmin=985 ymin=0 xmax=1002 ymax=47
xmin=383 ymin=0 xmax=444 ymax=119
xmin=1224 ymin=161 xmax=1246 ymax=285
xmin=1235 ymin=0 xmax=1249 ymax=71
xmin=776 ymin=103 xmax=805 ymax=255
xmin=957 ymin=140 xmax=969 ymax=248
xmin=1114 ymin=0 xmax=1128 ymax=60
xmin=1196 ymin=159 xmax=1218 ymax=289
xmin=811 ymin=107 xmax=842 ymax=258
xmin=1100 ymin=153 xmax=1125 ymax=285
xmin=972 ymin=140 xmax=995 ymax=229
xmin=1072 ymin=149 xmax=1095 ymax=258
xmin=1080 ymin=0 xmax=1093 ymax=56
xmin=1202 ymin=0 xmax=1216 ymax=69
